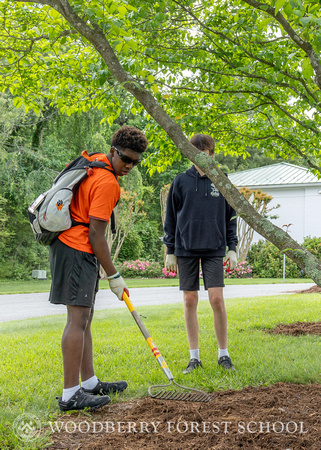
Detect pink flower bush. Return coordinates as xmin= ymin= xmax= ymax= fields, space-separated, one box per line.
xmin=118 ymin=259 xmax=253 ymax=279
xmin=118 ymin=260 xmax=162 ymax=278
xmin=225 ymin=260 xmax=253 ymax=279
xmin=162 ymin=267 xmax=177 ymax=278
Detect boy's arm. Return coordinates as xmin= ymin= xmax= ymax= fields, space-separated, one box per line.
xmin=163 ymin=182 xmax=177 ymax=255
xmin=224 ymin=203 xmax=238 ymax=270
xmin=89 ymin=218 xmax=128 ymax=300
xmin=225 ymin=202 xmax=238 ymax=252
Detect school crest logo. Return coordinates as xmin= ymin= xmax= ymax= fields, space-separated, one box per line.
xmin=56 ymin=200 xmax=64 ymax=210
xmin=210 ymin=183 xmax=220 ymax=197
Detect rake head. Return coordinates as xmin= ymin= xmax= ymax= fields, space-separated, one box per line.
xmin=148 ymin=380 xmax=213 ymax=402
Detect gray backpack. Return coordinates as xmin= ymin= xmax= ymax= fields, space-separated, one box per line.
xmin=28 ymin=152 xmax=116 ymax=245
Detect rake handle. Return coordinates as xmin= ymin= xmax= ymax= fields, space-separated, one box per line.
xmin=122 ymin=292 xmax=174 ymax=382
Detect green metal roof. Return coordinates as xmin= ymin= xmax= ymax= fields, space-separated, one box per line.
xmin=228 ymin=162 xmax=321 ymax=188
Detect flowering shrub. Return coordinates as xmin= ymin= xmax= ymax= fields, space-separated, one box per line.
xmin=118 ymin=260 xmax=178 ymax=278
xmin=224 ymin=260 xmax=253 ymax=279
xmin=118 ymin=260 xmax=162 ymax=278
xmin=118 ymin=259 xmax=252 ymax=279
xmin=162 ymin=267 xmax=177 ymax=278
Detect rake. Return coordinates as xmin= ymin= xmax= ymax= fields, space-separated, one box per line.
xmin=122 ymin=292 xmax=212 ymax=402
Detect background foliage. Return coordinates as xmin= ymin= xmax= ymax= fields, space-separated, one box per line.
xmin=247 ymin=236 xmax=321 ymax=278
xmin=0 ymin=89 xmax=318 ymax=280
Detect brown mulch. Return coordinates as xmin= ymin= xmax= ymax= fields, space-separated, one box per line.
xmin=266 ymin=321 xmax=321 ymax=336
xmin=47 ymin=313 xmax=321 ymax=449
xmin=48 ymin=383 xmax=320 ymax=449
xmin=296 ymin=284 xmax=321 ymax=294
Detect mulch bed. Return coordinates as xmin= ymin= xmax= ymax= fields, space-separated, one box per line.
xmin=296 ymin=284 xmax=321 ymax=294
xmin=48 ymin=383 xmax=321 ymax=449
xmin=266 ymin=321 xmax=321 ymax=336
xmin=47 ymin=287 xmax=321 ymax=449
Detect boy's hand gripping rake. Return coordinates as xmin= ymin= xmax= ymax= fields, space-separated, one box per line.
xmin=122 ymin=292 xmax=212 ymax=402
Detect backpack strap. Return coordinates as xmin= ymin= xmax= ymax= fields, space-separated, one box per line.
xmin=71 ymin=154 xmax=118 ymax=232
xmin=71 ymin=219 xmax=89 ymax=228
xmin=71 ymin=216 xmax=116 ymax=233
xmin=104 ymin=167 xmax=118 ymax=181
xmin=87 ymin=152 xmax=118 ymax=181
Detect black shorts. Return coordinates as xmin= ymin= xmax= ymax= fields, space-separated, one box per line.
xmin=177 ymin=256 xmax=224 ymax=291
xmin=49 ymin=239 xmax=99 ymax=307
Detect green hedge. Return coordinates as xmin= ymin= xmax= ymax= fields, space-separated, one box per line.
xmin=247 ymin=236 xmax=321 ymax=278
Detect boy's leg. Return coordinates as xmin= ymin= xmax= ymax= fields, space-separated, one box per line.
xmin=62 ymin=305 xmax=93 ymax=388
xmin=202 ymin=257 xmax=235 ymax=370
xmin=208 ymin=287 xmax=227 ymax=349
xmin=182 ymin=290 xmax=203 ymax=373
xmin=59 ymin=308 xmax=111 ymax=411
xmin=183 ymin=290 xmax=199 ymax=350
xmin=178 ymin=256 xmax=200 ymax=350
xmin=50 ymin=241 xmax=117 ymax=410
xmin=177 ymin=256 xmax=203 ymax=373
xmin=80 ymin=308 xmax=95 ymax=382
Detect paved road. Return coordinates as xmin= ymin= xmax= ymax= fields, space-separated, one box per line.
xmin=0 ymin=283 xmax=314 ymax=323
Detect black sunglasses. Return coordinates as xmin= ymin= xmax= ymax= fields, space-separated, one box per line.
xmin=112 ymin=146 xmax=141 ymax=166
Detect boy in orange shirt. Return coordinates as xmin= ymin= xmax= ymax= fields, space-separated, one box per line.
xmin=49 ymin=126 xmax=148 ymax=411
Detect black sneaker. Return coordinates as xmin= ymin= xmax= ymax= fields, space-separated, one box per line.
xmin=182 ymin=358 xmax=203 ymax=374
xmin=57 ymin=388 xmax=110 ymax=412
xmin=218 ymin=356 xmax=235 ymax=371
xmin=84 ymin=379 xmax=128 ymax=396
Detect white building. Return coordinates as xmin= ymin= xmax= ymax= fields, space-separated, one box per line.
xmin=228 ymin=162 xmax=321 ymax=244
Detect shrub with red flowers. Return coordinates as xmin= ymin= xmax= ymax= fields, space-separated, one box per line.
xmin=224 ymin=260 xmax=253 ymax=279
xmin=118 ymin=260 xmax=178 ymax=278
xmin=162 ymin=267 xmax=177 ymax=278
xmin=118 ymin=260 xmax=162 ymax=278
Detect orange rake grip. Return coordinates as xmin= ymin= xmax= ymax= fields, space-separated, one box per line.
xmin=122 ymin=291 xmax=174 ymax=382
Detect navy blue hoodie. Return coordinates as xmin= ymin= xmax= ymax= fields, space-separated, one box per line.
xmin=164 ymin=166 xmax=238 ymax=257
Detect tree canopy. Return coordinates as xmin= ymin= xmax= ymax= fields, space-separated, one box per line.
xmin=1 ymin=0 xmax=320 ymax=172
xmin=1 ymin=0 xmax=321 ymax=284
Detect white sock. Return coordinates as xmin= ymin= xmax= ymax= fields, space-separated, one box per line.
xmin=190 ymin=349 xmax=200 ymax=361
xmin=81 ymin=375 xmax=99 ymax=390
xmin=218 ymin=348 xmax=229 ymax=358
xmin=62 ymin=384 xmax=80 ymax=402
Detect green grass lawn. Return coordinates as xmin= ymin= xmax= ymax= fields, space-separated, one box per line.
xmin=0 ymin=292 xmax=320 ymax=449
xmin=0 ymin=276 xmax=314 ymax=295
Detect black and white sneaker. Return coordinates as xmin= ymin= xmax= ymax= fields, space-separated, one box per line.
xmin=84 ymin=379 xmax=128 ymax=396
xmin=182 ymin=358 xmax=203 ymax=374
xmin=57 ymin=388 xmax=110 ymax=412
xmin=218 ymin=356 xmax=235 ymax=371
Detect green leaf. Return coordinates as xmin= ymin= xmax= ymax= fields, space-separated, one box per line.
xmin=151 ymin=85 xmax=159 ymax=94
xmin=302 ymin=58 xmax=314 ymax=79
xmin=275 ymin=0 xmax=286 ymax=15
xmin=283 ymin=2 xmax=293 ymax=16
xmin=292 ymin=9 xmax=303 ymax=18
xmin=115 ymin=42 xmax=123 ymax=53
xmin=117 ymin=5 xmax=127 ymax=17
xmin=13 ymin=97 xmax=23 ymax=108
xmin=300 ymin=17 xmax=311 ymax=26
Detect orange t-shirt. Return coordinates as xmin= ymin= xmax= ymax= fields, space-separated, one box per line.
xmin=58 ymin=154 xmax=120 ymax=253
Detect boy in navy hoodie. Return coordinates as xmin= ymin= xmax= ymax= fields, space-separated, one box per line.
xmin=164 ymin=134 xmax=238 ymax=373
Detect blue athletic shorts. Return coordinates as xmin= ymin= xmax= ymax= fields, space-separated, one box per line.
xmin=177 ymin=256 xmax=224 ymax=291
xmin=49 ymin=239 xmax=99 ymax=307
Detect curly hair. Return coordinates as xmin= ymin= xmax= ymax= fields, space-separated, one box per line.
xmin=111 ymin=126 xmax=148 ymax=154
xmin=190 ymin=134 xmax=215 ymax=155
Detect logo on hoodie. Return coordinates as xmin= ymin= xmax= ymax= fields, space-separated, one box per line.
xmin=210 ymin=183 xmax=220 ymax=197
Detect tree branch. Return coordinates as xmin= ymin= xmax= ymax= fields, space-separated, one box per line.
xmin=241 ymin=0 xmax=321 ymax=90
